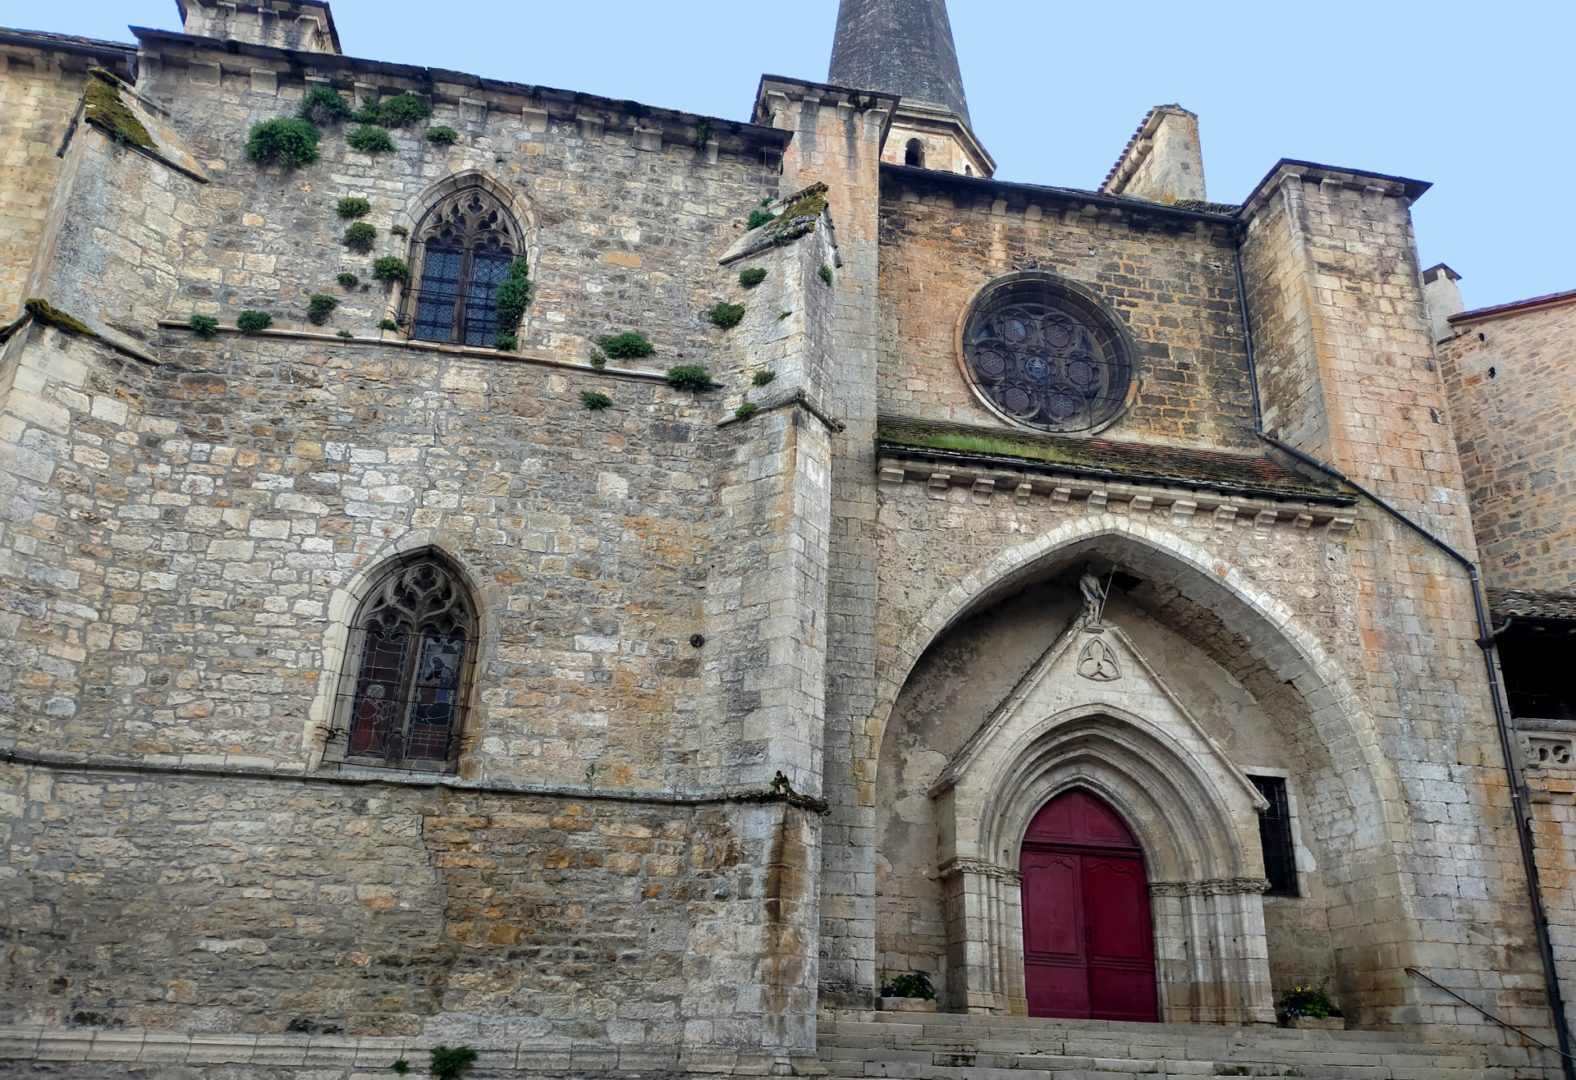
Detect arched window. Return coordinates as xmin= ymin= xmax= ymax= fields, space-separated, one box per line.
xmin=408 ymin=186 xmax=523 ymax=346
xmin=332 ymin=554 xmax=477 ymax=771
xmin=905 ymin=138 xmax=926 ymax=168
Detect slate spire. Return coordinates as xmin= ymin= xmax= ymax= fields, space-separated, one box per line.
xmin=829 ymin=0 xmax=972 ymax=128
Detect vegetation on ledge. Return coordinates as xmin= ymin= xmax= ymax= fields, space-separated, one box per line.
xmin=298 ymin=86 xmax=355 ymax=125
xmin=25 ymin=299 xmax=96 ymax=337
xmin=84 ymin=73 xmax=155 ymax=150
xmin=188 ymin=314 xmax=219 ymax=338
xmin=236 ymin=310 xmax=273 ymax=333
xmin=599 ymin=332 xmax=654 ymax=360
xmin=666 ymin=365 xmax=718 ymax=393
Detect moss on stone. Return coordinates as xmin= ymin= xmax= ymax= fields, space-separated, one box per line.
xmin=762 ymin=183 xmax=829 ymax=246
xmin=83 ymin=74 xmax=156 ymax=151
xmin=25 ymin=298 xmax=97 ymax=337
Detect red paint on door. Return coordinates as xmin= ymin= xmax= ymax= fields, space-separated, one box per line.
xmin=1021 ymin=790 xmax=1158 ymax=1021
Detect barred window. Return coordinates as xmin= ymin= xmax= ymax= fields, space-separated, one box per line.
xmin=333 ymin=555 xmax=476 ymax=771
xmin=409 ymin=186 xmax=522 ymax=346
xmin=1250 ymin=775 xmax=1299 ymax=898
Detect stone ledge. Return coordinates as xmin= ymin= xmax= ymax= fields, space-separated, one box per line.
xmin=877 ymin=456 xmax=1357 ymax=536
xmin=156 ymin=320 xmax=668 ymax=381
xmin=0 ymin=1025 xmax=809 ymax=1076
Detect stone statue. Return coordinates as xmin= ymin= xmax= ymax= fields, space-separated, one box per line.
xmin=1079 ymin=565 xmax=1110 ymax=627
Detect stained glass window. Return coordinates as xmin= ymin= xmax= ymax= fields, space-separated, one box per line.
xmin=337 ymin=556 xmax=475 ymax=771
xmin=961 ymin=275 xmax=1135 ymax=434
xmin=408 ymin=186 xmax=522 ymax=346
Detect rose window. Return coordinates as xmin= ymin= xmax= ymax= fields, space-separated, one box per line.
xmin=961 ymin=275 xmax=1136 ymax=434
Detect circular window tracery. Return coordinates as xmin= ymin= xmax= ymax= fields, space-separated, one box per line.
xmin=959 ymin=274 xmax=1137 ymax=435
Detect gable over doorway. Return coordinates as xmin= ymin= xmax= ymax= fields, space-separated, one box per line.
xmin=1022 ymin=789 xmax=1159 ymax=1021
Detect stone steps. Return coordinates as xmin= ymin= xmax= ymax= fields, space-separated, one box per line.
xmin=816 ymin=1011 xmax=1539 ymax=1080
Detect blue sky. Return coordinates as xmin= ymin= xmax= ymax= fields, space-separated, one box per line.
xmin=35 ymin=0 xmax=1575 ymax=309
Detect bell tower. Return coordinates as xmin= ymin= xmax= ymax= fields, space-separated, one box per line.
xmin=829 ymin=0 xmax=994 ymax=177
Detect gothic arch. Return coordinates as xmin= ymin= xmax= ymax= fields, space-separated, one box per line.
xmin=305 ymin=535 xmax=498 ymax=769
xmin=867 ymin=513 xmax=1404 ymax=842
xmin=391 ymin=171 xmax=539 ymax=345
xmin=934 ymin=692 xmax=1275 ymax=1021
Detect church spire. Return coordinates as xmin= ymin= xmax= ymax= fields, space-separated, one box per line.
xmin=828 ymin=0 xmax=994 ymax=177
xmin=830 ymin=0 xmax=971 ymax=126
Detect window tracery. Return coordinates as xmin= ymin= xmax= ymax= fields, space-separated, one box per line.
xmin=960 ymin=274 xmax=1136 ymax=435
xmin=333 ymin=556 xmax=476 ymax=771
xmin=409 ymin=186 xmax=523 ymax=346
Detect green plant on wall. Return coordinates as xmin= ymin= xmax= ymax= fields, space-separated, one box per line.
xmin=707 ymin=302 xmax=745 ymax=330
xmin=494 ymin=333 xmax=518 ymax=351
xmin=336 ymin=196 xmax=371 ymax=219
xmin=880 ymin=973 xmax=936 ymax=1001
xmin=426 ymin=125 xmax=459 ymax=145
xmin=734 ymin=401 xmax=758 ymax=421
xmin=493 ymin=258 xmax=533 ymax=336
xmin=747 ymin=209 xmax=775 ymax=231
xmin=347 ymin=124 xmax=396 ymax=154
xmin=188 ymin=315 xmax=219 ymax=339
xmin=307 ymin=293 xmax=339 ymax=325
xmin=429 ymin=1045 xmax=478 ymax=1080
xmin=357 ymin=92 xmax=431 ymax=128
xmin=342 ymin=222 xmax=377 ymax=253
xmin=739 ymin=267 xmax=767 ymax=288
xmin=752 ymin=369 xmax=776 ymax=387
xmin=819 ymin=264 xmax=834 ymax=286
xmin=581 ymin=390 xmax=613 ymax=411
xmin=298 ymin=85 xmax=354 ymax=125
xmin=599 ymin=332 xmax=654 ymax=360
xmin=372 ymin=256 xmax=411 ymax=284
xmin=236 ymin=310 xmax=272 ymax=333
xmin=378 ymin=318 xmax=400 ymax=332
xmin=666 ymin=365 xmax=717 ymax=393
xmin=337 ymin=272 xmax=360 ymax=289
xmin=245 ymin=118 xmax=319 ymax=167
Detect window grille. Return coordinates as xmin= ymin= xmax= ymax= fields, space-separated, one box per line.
xmin=331 ymin=557 xmax=477 ymax=771
xmin=408 ymin=186 xmax=522 ymax=346
xmin=960 ymin=274 xmax=1136 ymax=434
xmin=1249 ymin=775 xmax=1299 ymax=897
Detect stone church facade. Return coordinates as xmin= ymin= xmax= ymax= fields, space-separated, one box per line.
xmin=1 ymin=0 xmax=1572 ymax=1076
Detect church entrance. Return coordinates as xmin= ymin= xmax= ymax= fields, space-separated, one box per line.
xmin=1020 ymin=789 xmax=1159 ymax=1022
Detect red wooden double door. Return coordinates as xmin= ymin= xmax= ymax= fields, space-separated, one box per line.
xmin=1020 ymin=789 xmax=1159 ymax=1021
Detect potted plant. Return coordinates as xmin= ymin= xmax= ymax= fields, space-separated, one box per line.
xmin=1278 ymin=983 xmax=1344 ymax=1030
xmin=878 ymin=972 xmax=939 ymax=1013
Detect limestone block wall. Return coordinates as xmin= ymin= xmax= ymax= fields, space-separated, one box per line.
xmin=876 ymin=169 xmax=1255 ymax=451
xmin=0 ymin=758 xmax=807 ymax=1061
xmin=1241 ymin=167 xmax=1474 ymax=553
xmin=0 ymin=35 xmax=133 ymax=322
xmin=1437 ymin=296 xmax=1576 ymax=593
xmin=30 ymin=29 xmax=787 ymax=362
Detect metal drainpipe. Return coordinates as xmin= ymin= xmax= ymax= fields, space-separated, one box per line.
xmin=1231 ymin=246 xmax=1575 ymax=1078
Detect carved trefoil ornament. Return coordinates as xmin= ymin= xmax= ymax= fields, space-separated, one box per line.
xmin=1078 ymin=636 xmax=1121 ymax=682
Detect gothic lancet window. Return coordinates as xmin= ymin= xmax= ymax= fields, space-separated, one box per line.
xmin=960 ymin=273 xmax=1137 ymax=435
xmin=334 ymin=556 xmax=477 ymax=771
xmin=409 ymin=186 xmax=523 ymax=346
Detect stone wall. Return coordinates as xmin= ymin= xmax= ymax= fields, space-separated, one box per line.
xmin=1437 ymin=296 xmax=1576 ymax=593
xmin=0 ymin=756 xmax=823 ymax=1068
xmin=876 ymin=169 xmax=1254 ymax=450
xmin=0 ymin=21 xmax=833 ymax=1072
xmin=1241 ymin=165 xmax=1474 ymax=553
xmin=0 ymin=35 xmax=133 ymax=322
